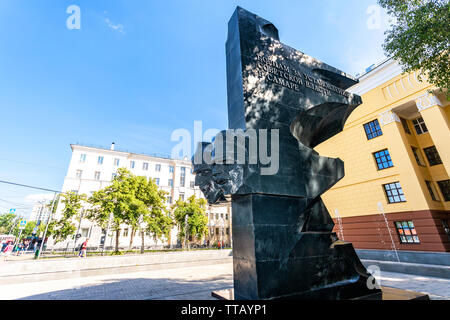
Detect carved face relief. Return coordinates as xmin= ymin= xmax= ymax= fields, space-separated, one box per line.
xmin=194 ymin=169 xmax=224 ymax=204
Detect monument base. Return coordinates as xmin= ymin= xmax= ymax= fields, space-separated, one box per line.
xmin=211 ymin=287 xmax=429 ymax=300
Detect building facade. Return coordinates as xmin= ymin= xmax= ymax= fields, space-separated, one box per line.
xmin=48 ymin=143 xmax=232 ymax=250
xmin=315 ymin=59 xmax=450 ymax=252
xmin=29 ymin=202 xmax=50 ymax=224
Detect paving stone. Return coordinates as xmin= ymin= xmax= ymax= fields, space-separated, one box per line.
xmin=0 ymin=263 xmax=447 ymax=300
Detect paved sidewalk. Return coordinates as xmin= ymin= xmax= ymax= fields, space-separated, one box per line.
xmin=0 ymin=263 xmax=448 ymax=300
xmin=378 ymin=271 xmax=450 ymax=300
xmin=0 ymin=263 xmax=233 ymax=300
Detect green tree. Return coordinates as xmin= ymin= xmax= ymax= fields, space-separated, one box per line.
xmin=18 ymin=221 xmax=46 ymax=240
xmin=48 ymin=191 xmax=86 ymax=243
xmin=136 ymin=176 xmax=173 ymax=253
xmin=173 ymin=195 xmax=208 ymax=249
xmin=0 ymin=213 xmax=19 ymax=235
xmin=88 ymin=168 xmax=172 ymax=254
xmin=379 ymin=0 xmax=449 ymax=97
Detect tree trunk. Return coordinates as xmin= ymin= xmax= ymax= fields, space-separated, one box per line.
xmin=141 ymin=229 xmax=145 ymax=254
xmin=115 ymin=229 xmax=120 ymax=253
xmin=129 ymin=227 xmax=135 ymax=251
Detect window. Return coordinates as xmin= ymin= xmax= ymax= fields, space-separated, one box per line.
xmin=400 ymin=118 xmax=411 ymax=134
xmin=225 ymin=214 xmax=229 ymax=220
xmin=112 ymin=173 xmax=117 ymax=180
xmin=130 ymin=161 xmax=135 ymax=169
xmin=190 ymin=181 xmax=195 ymax=188
xmin=423 ymin=146 xmax=442 ymax=166
xmin=437 ymin=180 xmax=450 ymax=201
xmin=79 ymin=154 xmax=86 ymax=163
xmin=98 ymin=156 xmax=104 ymax=165
xmin=94 ymin=171 xmax=101 ymax=180
xmin=180 ymin=167 xmax=186 ymax=187
xmin=155 ymin=178 xmax=160 ymax=186
xmin=383 ymin=182 xmax=406 ymax=203
xmin=395 ymin=221 xmax=420 ymax=244
xmin=168 ymin=179 xmax=173 ymax=187
xmin=143 ymin=162 xmax=148 ymax=171
xmin=167 ymin=196 xmax=172 ymax=204
xmin=363 ymin=119 xmax=383 ymax=140
xmin=412 ymin=117 xmax=428 ymax=135
xmin=226 ymin=228 xmax=229 ymax=235
xmin=179 ymin=193 xmax=185 ymax=201
xmin=411 ymin=146 xmax=426 ymax=166
xmin=114 ymin=158 xmax=120 ymax=166
xmin=373 ymin=149 xmax=393 ymax=170
xmin=81 ymin=228 xmax=89 ymax=237
xmin=169 ymin=166 xmax=174 ymax=173
xmin=155 ymin=164 xmax=161 ymax=172
xmin=76 ymin=170 xmax=83 ymax=178
xmin=425 ymin=180 xmax=439 ymax=201
xmin=216 ymin=228 xmax=219 ymax=235
xmin=123 ymin=228 xmax=129 ymax=237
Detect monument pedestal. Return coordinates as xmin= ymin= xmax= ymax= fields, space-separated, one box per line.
xmin=211 ymin=287 xmax=429 ymax=300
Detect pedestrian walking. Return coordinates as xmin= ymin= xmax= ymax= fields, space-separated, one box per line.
xmin=1 ymin=242 xmax=14 ymax=262
xmin=1 ymin=240 xmax=7 ymax=252
xmin=79 ymin=238 xmax=89 ymax=258
xmin=16 ymin=243 xmax=24 ymax=256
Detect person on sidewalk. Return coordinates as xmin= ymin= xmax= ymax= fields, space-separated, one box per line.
xmin=79 ymin=238 xmax=89 ymax=258
xmin=1 ymin=242 xmax=14 ymax=262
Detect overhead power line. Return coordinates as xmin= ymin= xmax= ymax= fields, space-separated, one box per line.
xmin=0 ymin=180 xmax=60 ymax=193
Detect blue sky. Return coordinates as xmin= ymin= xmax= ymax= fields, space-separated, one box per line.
xmin=0 ymin=0 xmax=390 ymax=216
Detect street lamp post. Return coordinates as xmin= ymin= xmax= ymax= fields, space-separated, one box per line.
xmin=207 ymin=216 xmax=214 ymax=248
xmin=217 ymin=218 xmax=225 ymax=250
xmin=184 ymin=214 xmax=189 ymax=250
xmin=37 ymin=192 xmax=58 ymax=259
xmin=101 ymin=212 xmax=113 ymax=256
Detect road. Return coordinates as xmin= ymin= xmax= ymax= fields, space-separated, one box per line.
xmin=0 ymin=262 xmax=448 ymax=300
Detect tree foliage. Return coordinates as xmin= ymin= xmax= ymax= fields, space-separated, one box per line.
xmin=0 ymin=213 xmax=19 ymax=235
xmin=87 ymin=168 xmax=172 ymax=253
xmin=379 ymin=0 xmax=449 ymax=97
xmin=49 ymin=191 xmax=86 ymax=243
xmin=173 ymin=195 xmax=208 ymax=245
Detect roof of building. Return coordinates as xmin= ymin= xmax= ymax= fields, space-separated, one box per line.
xmin=70 ymin=143 xmax=191 ymax=163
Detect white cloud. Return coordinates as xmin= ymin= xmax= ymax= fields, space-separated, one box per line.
xmin=104 ymin=18 xmax=125 ymax=34
xmin=24 ymin=193 xmax=54 ymax=203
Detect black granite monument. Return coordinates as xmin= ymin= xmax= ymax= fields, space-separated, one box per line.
xmin=193 ymin=7 xmax=383 ymax=300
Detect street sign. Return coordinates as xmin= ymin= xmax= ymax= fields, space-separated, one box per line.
xmin=18 ymin=219 xmax=27 ymax=230
xmin=10 ymin=209 xmax=16 ymax=214
xmin=32 ymin=226 xmax=38 ymax=235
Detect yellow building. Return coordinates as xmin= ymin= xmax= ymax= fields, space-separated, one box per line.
xmin=315 ymin=58 xmax=450 ymax=252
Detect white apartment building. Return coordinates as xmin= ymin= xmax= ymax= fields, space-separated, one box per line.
xmin=48 ymin=143 xmax=231 ymax=250
xmin=29 ymin=202 xmax=50 ymax=224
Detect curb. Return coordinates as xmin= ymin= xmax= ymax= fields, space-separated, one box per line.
xmin=362 ymin=259 xmax=450 ymax=279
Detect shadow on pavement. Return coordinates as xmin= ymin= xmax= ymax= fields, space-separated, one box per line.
xmin=17 ymin=274 xmax=233 ymax=300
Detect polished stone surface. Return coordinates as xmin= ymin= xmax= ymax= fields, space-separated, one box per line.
xmin=193 ymin=6 xmax=382 ymax=300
